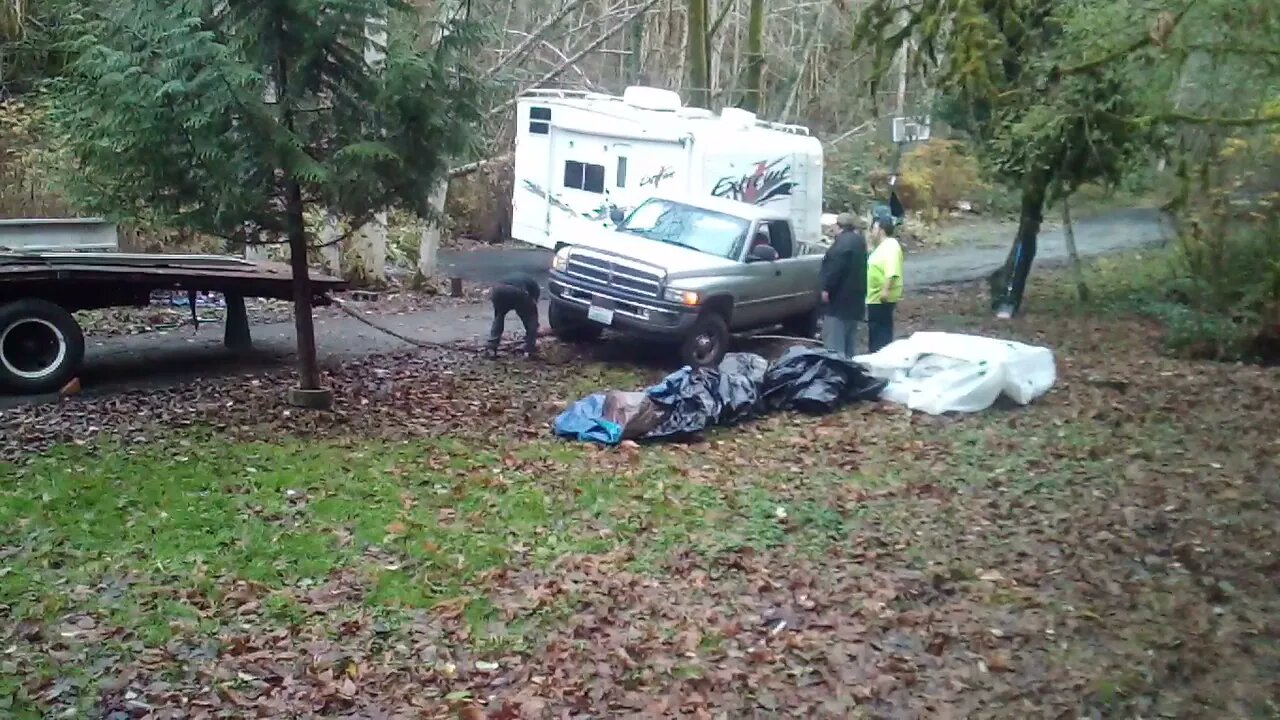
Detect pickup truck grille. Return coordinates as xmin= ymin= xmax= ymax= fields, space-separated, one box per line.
xmin=565 ymin=253 xmax=663 ymax=298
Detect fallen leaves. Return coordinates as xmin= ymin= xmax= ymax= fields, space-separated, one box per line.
xmin=3 ymin=271 xmax=1279 ymax=718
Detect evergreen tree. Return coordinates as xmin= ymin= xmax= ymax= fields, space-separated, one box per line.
xmin=47 ymin=0 xmax=486 ymax=403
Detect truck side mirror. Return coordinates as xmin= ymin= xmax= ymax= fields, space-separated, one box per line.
xmin=747 ymin=244 xmax=778 ymax=262
xmin=609 ymin=207 xmax=626 ymax=224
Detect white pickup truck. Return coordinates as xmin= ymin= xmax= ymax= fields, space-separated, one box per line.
xmin=546 ymin=194 xmax=827 ymax=366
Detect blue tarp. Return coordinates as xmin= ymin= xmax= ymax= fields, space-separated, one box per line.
xmin=552 ymin=393 xmax=624 ymax=444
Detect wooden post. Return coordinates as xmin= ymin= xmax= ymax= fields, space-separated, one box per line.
xmin=450 ymin=277 xmax=463 ymax=297
xmin=224 ymin=292 xmax=252 ymax=351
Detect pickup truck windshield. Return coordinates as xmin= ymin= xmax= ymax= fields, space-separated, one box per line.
xmin=617 ymin=200 xmax=748 ymax=259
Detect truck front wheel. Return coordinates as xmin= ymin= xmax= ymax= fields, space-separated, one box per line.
xmin=548 ymin=302 xmax=603 ymax=342
xmin=0 ymin=299 xmax=86 ymax=394
xmin=680 ymin=313 xmax=730 ymax=368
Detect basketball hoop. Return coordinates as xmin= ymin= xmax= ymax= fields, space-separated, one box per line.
xmin=891 ymin=116 xmax=932 ymax=144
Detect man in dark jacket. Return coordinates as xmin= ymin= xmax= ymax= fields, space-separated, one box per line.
xmin=819 ymin=213 xmax=868 ymax=357
xmin=487 ymin=272 xmax=541 ymax=358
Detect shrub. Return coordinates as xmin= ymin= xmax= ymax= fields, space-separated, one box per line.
xmin=898 ymin=139 xmax=987 ymax=220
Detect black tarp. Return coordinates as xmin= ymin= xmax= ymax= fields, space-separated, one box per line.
xmin=553 ymin=347 xmax=886 ymax=444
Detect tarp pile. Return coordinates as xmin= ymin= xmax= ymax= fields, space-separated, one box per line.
xmin=854 ymin=331 xmax=1056 ymax=414
xmin=553 ymin=347 xmax=887 ymax=445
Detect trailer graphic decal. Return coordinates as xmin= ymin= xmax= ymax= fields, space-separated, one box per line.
xmin=710 ymin=158 xmax=795 ymax=205
xmin=521 ymin=180 xmax=623 ymax=223
xmin=639 ymin=166 xmax=674 ymax=189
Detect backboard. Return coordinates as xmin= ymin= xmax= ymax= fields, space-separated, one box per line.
xmin=891 ymin=116 xmax=932 ymax=144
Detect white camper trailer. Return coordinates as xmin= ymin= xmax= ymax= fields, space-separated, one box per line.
xmin=511 ymin=86 xmax=824 ymax=251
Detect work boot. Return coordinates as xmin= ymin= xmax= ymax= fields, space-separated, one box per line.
xmin=483 ymin=346 xmax=499 ymax=359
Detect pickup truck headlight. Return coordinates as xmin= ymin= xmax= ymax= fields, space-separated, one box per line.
xmin=663 ymin=288 xmax=701 ymax=306
xmin=551 ymin=246 xmax=570 ymax=272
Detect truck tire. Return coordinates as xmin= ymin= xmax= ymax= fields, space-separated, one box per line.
xmin=548 ymin=301 xmax=603 ymax=342
xmin=680 ymin=312 xmax=730 ymax=368
xmin=0 ymin=299 xmax=86 ymax=394
xmin=781 ymin=306 xmax=820 ymax=340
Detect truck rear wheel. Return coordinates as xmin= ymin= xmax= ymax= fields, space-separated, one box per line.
xmin=0 ymin=299 xmax=86 ymax=394
xmin=548 ymin=302 xmax=603 ymax=342
xmin=680 ymin=313 xmax=729 ymax=368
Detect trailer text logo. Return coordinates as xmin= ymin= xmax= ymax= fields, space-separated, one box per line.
xmin=711 ymin=158 xmax=795 ymax=205
xmin=639 ymin=166 xmax=674 ymax=189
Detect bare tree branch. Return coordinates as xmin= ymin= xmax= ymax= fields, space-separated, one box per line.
xmin=483 ymin=0 xmax=592 ymax=80
xmin=489 ymin=0 xmax=665 ymax=116
xmin=447 ymin=152 xmax=512 ymax=179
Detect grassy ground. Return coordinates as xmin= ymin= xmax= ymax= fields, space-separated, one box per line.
xmin=2 ymin=252 xmax=1278 ymax=718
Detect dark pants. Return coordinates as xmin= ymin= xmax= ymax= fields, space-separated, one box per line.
xmin=488 ymin=284 xmax=539 ymax=354
xmin=867 ymin=302 xmax=896 ymax=353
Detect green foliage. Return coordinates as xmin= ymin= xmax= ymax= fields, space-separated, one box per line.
xmin=45 ymin=0 xmax=489 ymax=246
xmin=855 ymin=0 xmax=1280 ymax=315
xmin=856 ymin=0 xmax=1152 ymax=197
xmin=1 ymin=0 xmax=71 ymax=96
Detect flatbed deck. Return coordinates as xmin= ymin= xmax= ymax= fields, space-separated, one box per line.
xmin=0 ymin=252 xmax=343 ymax=304
xmin=0 ymin=251 xmax=346 ymax=394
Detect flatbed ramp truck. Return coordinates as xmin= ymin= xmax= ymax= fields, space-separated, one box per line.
xmin=0 ymin=218 xmax=344 ymax=395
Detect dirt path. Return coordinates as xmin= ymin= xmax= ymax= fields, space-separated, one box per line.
xmin=0 ymin=208 xmax=1170 ymax=408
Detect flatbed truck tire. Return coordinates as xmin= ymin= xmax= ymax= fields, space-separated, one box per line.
xmin=0 ymin=299 xmax=86 ymax=394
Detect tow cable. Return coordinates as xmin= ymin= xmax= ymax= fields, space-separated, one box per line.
xmin=330 ymin=296 xmax=822 ymax=353
xmin=328 ymin=296 xmax=471 ymax=351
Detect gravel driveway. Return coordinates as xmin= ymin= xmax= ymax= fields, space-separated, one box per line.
xmin=0 ymin=208 xmax=1170 ymax=408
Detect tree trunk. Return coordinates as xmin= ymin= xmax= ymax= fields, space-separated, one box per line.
xmin=625 ymin=9 xmax=645 ymax=84
xmin=742 ymin=0 xmax=763 ymax=112
xmin=1061 ymin=194 xmax=1089 ymax=302
xmin=285 ymin=178 xmax=322 ymax=391
xmin=352 ymin=212 xmax=388 ymax=287
xmin=417 ymin=181 xmax=449 ymax=278
xmin=894 ymin=37 xmax=909 ymax=116
xmin=686 ymin=0 xmax=710 ymax=107
xmin=274 ymin=21 xmax=324 ymax=398
xmin=990 ymin=171 xmax=1048 ymax=317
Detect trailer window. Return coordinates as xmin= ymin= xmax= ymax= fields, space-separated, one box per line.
xmin=563 ymin=161 xmax=605 ymax=194
xmin=529 ymin=106 xmax=551 ymax=135
xmin=616 ymin=157 xmax=628 ymax=188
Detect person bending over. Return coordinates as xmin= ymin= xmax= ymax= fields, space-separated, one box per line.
xmin=487 ymin=272 xmax=541 ymax=358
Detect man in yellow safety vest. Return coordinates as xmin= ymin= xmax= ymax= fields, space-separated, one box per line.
xmin=866 ymin=206 xmax=903 ymax=353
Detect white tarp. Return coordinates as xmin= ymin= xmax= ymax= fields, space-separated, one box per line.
xmin=853 ymin=332 xmax=1056 ymax=414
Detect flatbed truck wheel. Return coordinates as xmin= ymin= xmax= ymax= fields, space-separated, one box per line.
xmin=0 ymin=299 xmax=86 ymax=394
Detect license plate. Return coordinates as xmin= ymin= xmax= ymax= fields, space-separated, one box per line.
xmin=587 ymin=305 xmax=614 ymax=326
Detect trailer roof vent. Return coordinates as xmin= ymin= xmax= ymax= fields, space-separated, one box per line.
xmin=622 ymin=86 xmax=682 ymax=112
xmin=720 ymin=107 xmax=757 ymax=129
